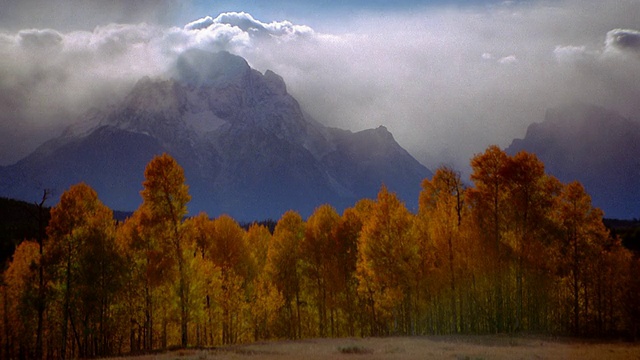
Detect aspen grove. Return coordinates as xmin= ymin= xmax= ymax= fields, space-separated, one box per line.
xmin=2 ymin=147 xmax=639 ymax=359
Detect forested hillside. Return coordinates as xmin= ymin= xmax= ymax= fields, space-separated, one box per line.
xmin=2 ymin=147 xmax=639 ymax=359
xmin=0 ymin=196 xmax=49 ymax=268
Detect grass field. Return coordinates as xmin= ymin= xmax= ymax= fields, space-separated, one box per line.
xmin=104 ymin=335 xmax=640 ymax=359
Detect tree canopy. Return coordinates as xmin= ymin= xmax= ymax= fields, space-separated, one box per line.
xmin=1 ymin=149 xmax=638 ymax=359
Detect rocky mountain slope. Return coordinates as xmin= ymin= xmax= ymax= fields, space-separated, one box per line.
xmin=507 ymin=103 xmax=640 ymax=219
xmin=0 ymin=50 xmax=431 ymax=220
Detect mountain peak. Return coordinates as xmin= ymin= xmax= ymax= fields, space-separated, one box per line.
xmin=263 ymin=70 xmax=287 ymax=95
xmin=173 ymin=49 xmax=250 ymax=87
xmin=125 ymin=77 xmax=183 ymax=112
xmin=375 ymin=125 xmax=391 ymax=136
xmin=0 ymin=51 xmax=431 ymax=220
xmin=507 ymin=103 xmax=640 ymax=219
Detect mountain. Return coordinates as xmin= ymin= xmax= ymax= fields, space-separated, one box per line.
xmin=0 ymin=50 xmax=431 ymax=220
xmin=507 ymin=103 xmax=640 ymax=219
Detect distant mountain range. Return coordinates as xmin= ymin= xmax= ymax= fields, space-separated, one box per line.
xmin=2 ymin=51 xmax=637 ymax=220
xmin=0 ymin=50 xmax=431 ymax=220
xmin=507 ymin=103 xmax=640 ymax=219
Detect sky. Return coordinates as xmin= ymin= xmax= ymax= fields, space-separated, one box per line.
xmin=1 ymin=0 xmax=640 ymax=175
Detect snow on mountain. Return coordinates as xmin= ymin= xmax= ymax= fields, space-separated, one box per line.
xmin=0 ymin=50 xmax=431 ymax=220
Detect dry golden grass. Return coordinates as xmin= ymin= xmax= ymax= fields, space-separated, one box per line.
xmin=104 ymin=335 xmax=640 ymax=360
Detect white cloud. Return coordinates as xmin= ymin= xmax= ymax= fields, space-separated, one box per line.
xmin=498 ymin=55 xmax=518 ymax=64
xmin=17 ymin=29 xmax=64 ymax=49
xmin=554 ymin=45 xmax=588 ymax=63
xmin=0 ymin=11 xmax=321 ymax=164
xmin=184 ymin=12 xmax=314 ymax=41
xmin=605 ymin=28 xmax=640 ymax=54
xmin=213 ymin=12 xmax=314 ymax=38
xmin=1 ymin=1 xmax=640 ymax=176
xmin=238 ymin=0 xmax=640 ymax=174
xmin=184 ymin=16 xmax=216 ymax=31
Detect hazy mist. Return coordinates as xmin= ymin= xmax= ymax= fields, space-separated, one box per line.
xmin=1 ymin=0 xmax=639 ymax=174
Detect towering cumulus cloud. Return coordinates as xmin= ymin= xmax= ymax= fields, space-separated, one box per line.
xmin=606 ymin=29 xmax=640 ymax=53
xmin=185 ymin=12 xmax=314 ymax=38
xmin=1 ymin=0 xmax=640 ymax=174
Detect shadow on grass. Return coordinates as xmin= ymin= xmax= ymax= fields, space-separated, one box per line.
xmin=337 ymin=345 xmax=374 ymax=354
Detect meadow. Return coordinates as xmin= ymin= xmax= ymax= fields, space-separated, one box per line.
xmin=105 ymin=335 xmax=640 ymax=360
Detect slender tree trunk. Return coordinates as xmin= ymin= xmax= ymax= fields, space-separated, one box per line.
xmin=459 ymin=283 xmax=465 ymax=333
xmin=493 ymin=180 xmax=504 ymax=333
xmin=448 ymin=234 xmax=457 ymax=333
xmin=584 ymin=280 xmax=589 ymax=335
xmin=295 ymin=289 xmax=302 ymax=339
xmin=330 ymin=306 xmax=335 ymax=338
xmin=161 ymin=318 xmax=167 ymax=350
xmin=317 ymin=277 xmax=325 ymax=337
xmin=30 ymin=190 xmax=48 ymax=360
xmin=179 ymin=269 xmax=188 ymax=348
xmin=3 ymin=284 xmax=10 ymax=360
xmin=61 ymin=245 xmax=72 ymax=360
xmin=572 ymin=231 xmax=580 ymax=335
xmin=517 ymin=200 xmax=529 ymax=333
xmin=174 ymin=222 xmax=188 ymax=348
xmin=145 ymin=283 xmax=153 ymax=351
xmin=36 ymin=242 xmax=45 ymax=360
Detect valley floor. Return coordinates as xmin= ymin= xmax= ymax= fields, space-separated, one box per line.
xmin=104 ymin=335 xmax=640 ymax=360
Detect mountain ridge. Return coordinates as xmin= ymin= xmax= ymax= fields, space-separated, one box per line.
xmin=0 ymin=50 xmax=431 ymax=220
xmin=507 ymin=102 xmax=640 ymax=219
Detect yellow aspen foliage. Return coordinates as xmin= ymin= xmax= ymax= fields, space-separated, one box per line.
xmin=245 ymin=223 xmax=283 ymax=341
xmin=209 ymin=215 xmax=251 ymax=344
xmin=302 ymin=204 xmax=339 ymax=337
xmin=186 ymin=212 xmax=215 ymax=258
xmin=139 ymin=153 xmax=192 ymax=348
xmin=331 ymin=204 xmax=369 ymax=336
xmin=266 ymin=210 xmax=305 ymax=339
xmin=356 ymin=186 xmax=419 ymax=335
xmin=46 ymin=183 xmax=120 ymax=358
xmin=246 ymin=223 xmax=272 ymax=275
xmin=248 ymin=275 xmax=284 ymax=341
xmin=552 ymin=181 xmax=610 ymax=335
xmin=140 ymin=153 xmax=190 ymax=222
xmin=3 ymin=241 xmax=40 ymax=357
xmin=210 ymin=215 xmax=250 ymax=278
xmin=3 ymin=145 xmax=638 ymax=350
xmin=418 ymin=166 xmax=466 ymax=332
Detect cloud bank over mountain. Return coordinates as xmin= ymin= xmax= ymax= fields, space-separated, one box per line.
xmin=1 ymin=0 xmax=639 ymax=173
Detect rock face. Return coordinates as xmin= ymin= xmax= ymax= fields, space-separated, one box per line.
xmin=507 ymin=103 xmax=640 ymax=219
xmin=0 ymin=50 xmax=431 ymax=220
